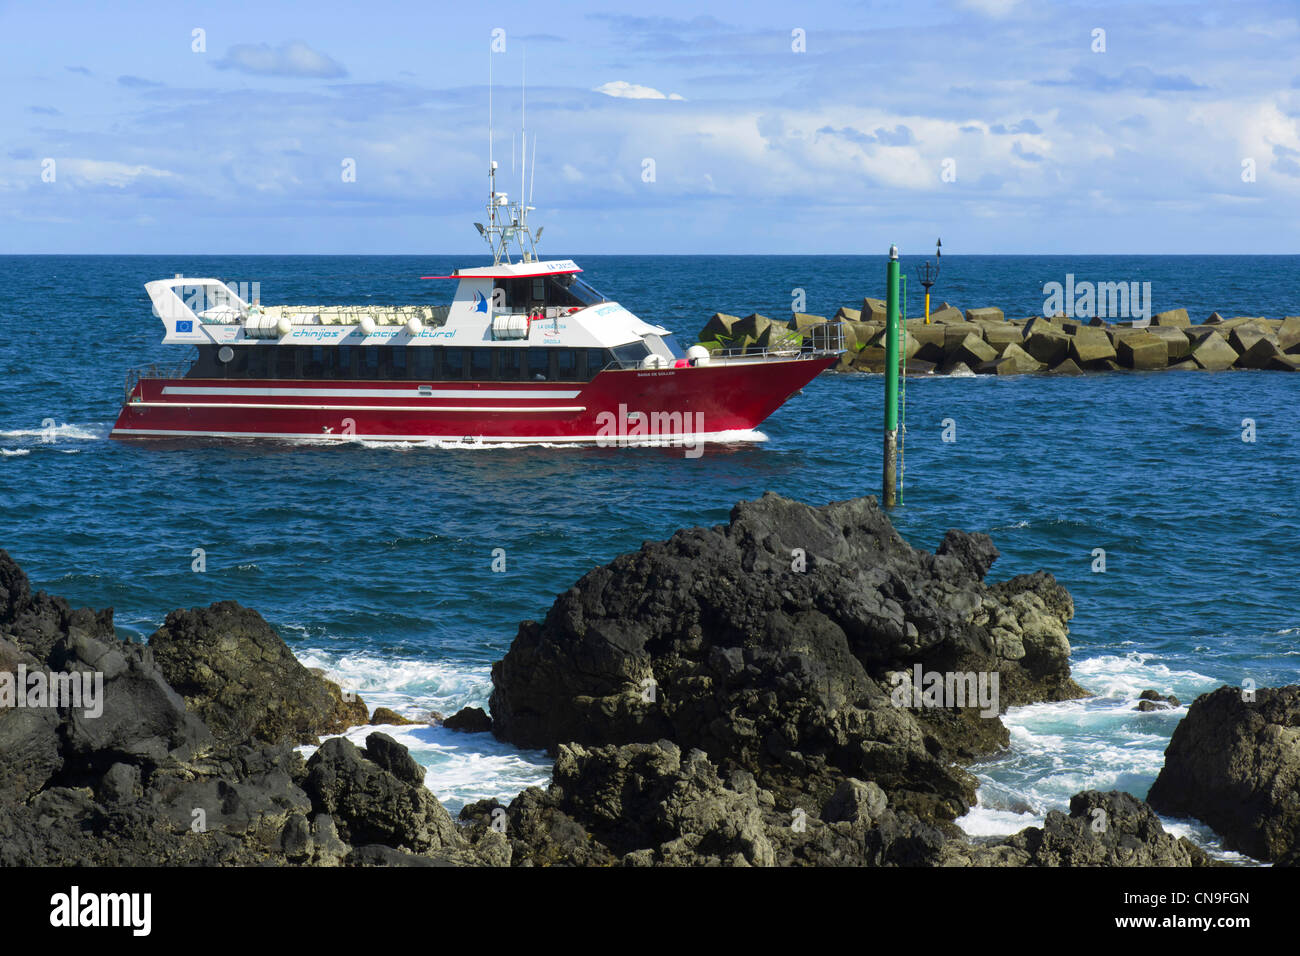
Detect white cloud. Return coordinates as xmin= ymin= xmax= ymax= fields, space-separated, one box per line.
xmin=59 ymin=159 xmax=176 ymax=188
xmin=214 ymin=41 xmax=347 ymax=79
xmin=595 ymin=81 xmax=685 ymax=101
xmin=956 ymin=0 xmax=1023 ymax=16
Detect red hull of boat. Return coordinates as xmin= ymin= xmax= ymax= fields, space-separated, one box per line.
xmin=111 ymin=356 xmax=837 ymax=442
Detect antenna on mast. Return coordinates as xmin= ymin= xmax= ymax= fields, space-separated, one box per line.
xmin=521 ymin=47 xmax=526 ymax=237
xmin=529 ymin=136 xmax=537 ymax=205
xmin=477 ymin=43 xmax=542 ymax=266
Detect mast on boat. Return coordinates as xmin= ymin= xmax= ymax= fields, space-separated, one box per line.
xmin=475 ymin=47 xmax=543 ymax=266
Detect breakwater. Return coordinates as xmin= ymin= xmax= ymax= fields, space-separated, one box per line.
xmin=699 ymin=302 xmax=1300 ymax=375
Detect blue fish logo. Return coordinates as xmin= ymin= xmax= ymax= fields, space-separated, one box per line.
xmin=473 ymin=291 xmax=488 ymax=313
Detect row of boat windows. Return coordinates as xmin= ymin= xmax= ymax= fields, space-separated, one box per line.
xmin=188 ymin=344 xmax=651 ymax=382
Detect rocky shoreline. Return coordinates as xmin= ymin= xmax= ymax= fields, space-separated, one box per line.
xmin=698 ymin=305 xmax=1300 ymax=375
xmin=2 ymin=495 xmax=1296 ymax=866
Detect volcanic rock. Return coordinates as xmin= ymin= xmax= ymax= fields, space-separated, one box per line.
xmin=489 ymin=493 xmax=1084 ymax=822
xmin=0 ymin=549 xmax=475 ymax=867
xmin=1136 ymin=689 xmax=1180 ymax=712
xmin=149 ymin=601 xmax=367 ymax=748
xmin=444 ymin=706 xmax=493 ymax=733
xmin=1148 ymin=685 xmax=1300 ymax=861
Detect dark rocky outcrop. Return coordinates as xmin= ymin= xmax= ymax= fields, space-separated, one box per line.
xmin=459 ymin=739 xmax=1209 ymax=868
xmin=443 ymin=706 xmax=492 ymax=733
xmin=1136 ymin=689 xmax=1180 ymax=712
xmin=0 ymin=548 xmax=478 ymax=867
xmin=971 ymin=791 xmax=1213 ymax=867
xmin=149 ymin=601 xmax=366 ymax=747
xmin=490 ymin=493 xmax=1085 ymax=824
xmin=1148 ymin=685 xmax=1300 ymax=862
xmin=301 ymin=733 xmax=487 ymax=864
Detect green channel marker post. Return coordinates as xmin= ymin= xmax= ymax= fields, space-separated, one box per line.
xmin=883 ymin=244 xmax=900 ymax=507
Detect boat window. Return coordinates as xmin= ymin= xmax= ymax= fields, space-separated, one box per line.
xmin=644 ymin=333 xmax=687 ymax=360
xmin=527 ymin=348 xmax=549 ymax=380
xmin=410 ymin=348 xmax=434 ymax=380
xmin=389 ymin=347 xmax=408 ymax=378
xmin=610 ymin=340 xmax=650 ymax=367
xmin=443 ymin=348 xmax=465 ymax=378
xmin=471 ymin=348 xmax=493 ymax=379
xmin=549 ymin=273 xmax=607 ymax=308
xmin=335 ymin=346 xmax=354 ymax=379
xmin=556 ymin=349 xmax=578 ymax=380
xmin=358 ymin=347 xmax=381 ymax=379
xmin=583 ymin=349 xmax=609 ymax=378
xmin=498 ymin=349 xmax=521 ymax=381
xmin=305 ymin=347 xmax=328 ymax=378
xmin=244 ymin=348 xmax=270 ymax=379
xmin=274 ymin=347 xmax=299 ymax=379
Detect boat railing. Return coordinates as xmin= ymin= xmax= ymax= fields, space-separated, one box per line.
xmin=124 ymin=361 xmax=194 ymax=400
xmin=704 ymin=321 xmax=845 ymax=364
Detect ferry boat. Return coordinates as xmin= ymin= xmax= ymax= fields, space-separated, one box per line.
xmin=111 ymin=161 xmax=841 ymax=446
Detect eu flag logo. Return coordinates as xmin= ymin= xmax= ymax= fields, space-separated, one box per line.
xmin=176 ymin=320 xmax=193 ymax=332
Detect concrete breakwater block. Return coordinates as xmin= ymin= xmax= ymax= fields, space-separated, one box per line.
xmin=1191 ymin=330 xmax=1238 ymax=370
xmin=994 ymin=343 xmax=1044 ymax=375
xmin=981 ymin=324 xmax=1023 ymax=354
xmin=1152 ymin=308 xmax=1191 ymax=327
xmin=1236 ymin=336 xmax=1287 ymax=370
xmin=927 ymin=305 xmax=964 ymax=324
xmin=1023 ymin=326 xmax=1071 ymax=366
xmin=861 ymin=297 xmax=888 ymax=323
xmin=1117 ymin=332 xmax=1168 ymax=369
xmin=1278 ymin=316 xmax=1300 ymax=351
xmin=951 ymin=333 xmax=997 ymax=368
xmin=1065 ymin=326 xmax=1117 ymax=367
xmin=793 ymin=313 xmax=828 ymax=332
xmin=1145 ymin=326 xmax=1191 ymax=361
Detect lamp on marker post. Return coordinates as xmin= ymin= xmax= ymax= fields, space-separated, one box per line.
xmin=914 ymin=238 xmax=941 ymax=324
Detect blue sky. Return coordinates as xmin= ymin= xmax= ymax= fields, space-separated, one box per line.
xmin=2 ymin=0 xmax=1298 ymax=254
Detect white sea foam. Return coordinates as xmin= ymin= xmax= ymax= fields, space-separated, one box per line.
xmin=295 ymin=647 xmax=552 ymax=812
xmin=0 ymin=422 xmax=109 ymax=441
xmin=328 ymin=429 xmax=768 ymax=451
xmin=957 ymin=653 xmax=1247 ymax=859
xmin=1 ymin=448 xmax=30 ymax=457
